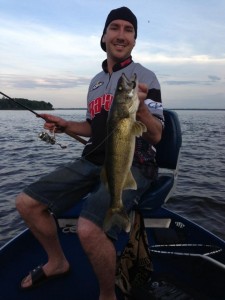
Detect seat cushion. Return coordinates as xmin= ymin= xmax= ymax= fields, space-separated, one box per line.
xmin=139 ymin=175 xmax=174 ymax=210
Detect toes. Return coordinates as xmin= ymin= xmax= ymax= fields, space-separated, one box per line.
xmin=21 ymin=275 xmax=32 ymax=288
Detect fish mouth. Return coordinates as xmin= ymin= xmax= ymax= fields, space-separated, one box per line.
xmin=120 ymin=73 xmax=137 ymax=91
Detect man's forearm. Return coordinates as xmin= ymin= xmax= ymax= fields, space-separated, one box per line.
xmin=64 ymin=120 xmax=92 ymax=138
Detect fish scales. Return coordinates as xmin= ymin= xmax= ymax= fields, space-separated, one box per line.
xmin=101 ymin=73 xmax=147 ymax=231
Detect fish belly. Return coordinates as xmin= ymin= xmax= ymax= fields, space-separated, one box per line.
xmin=105 ymin=118 xmax=137 ymax=211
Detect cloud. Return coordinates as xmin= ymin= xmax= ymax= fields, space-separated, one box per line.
xmin=163 ymin=79 xmax=222 ymax=86
xmin=163 ymin=80 xmax=199 ymax=86
xmin=0 ymin=16 xmax=104 ymax=76
xmin=1 ymin=3 xmax=225 ymax=109
xmin=133 ymin=44 xmax=225 ymax=65
xmin=1 ymin=74 xmax=91 ymax=89
xmin=208 ymin=75 xmax=221 ymax=81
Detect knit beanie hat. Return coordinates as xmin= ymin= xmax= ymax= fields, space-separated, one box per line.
xmin=100 ymin=7 xmax=137 ymax=52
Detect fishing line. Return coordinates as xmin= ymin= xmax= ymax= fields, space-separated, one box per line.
xmin=81 ymin=112 xmax=143 ymax=162
xmin=0 ymin=91 xmax=87 ymax=147
xmin=0 ymin=92 xmax=135 ymax=155
xmin=57 ymin=119 xmax=126 ymax=164
xmin=80 ymin=122 xmax=124 ymax=161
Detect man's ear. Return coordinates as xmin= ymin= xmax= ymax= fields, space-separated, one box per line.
xmin=102 ymin=34 xmax=106 ymax=43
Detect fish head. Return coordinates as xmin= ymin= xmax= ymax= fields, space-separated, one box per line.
xmin=114 ymin=73 xmax=139 ymax=112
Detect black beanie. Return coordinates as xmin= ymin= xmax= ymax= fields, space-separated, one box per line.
xmin=100 ymin=7 xmax=137 ymax=52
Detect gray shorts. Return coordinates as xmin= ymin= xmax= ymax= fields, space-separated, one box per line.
xmin=24 ymin=158 xmax=152 ymax=240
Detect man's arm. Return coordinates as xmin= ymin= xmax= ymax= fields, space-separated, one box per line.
xmin=39 ymin=113 xmax=92 ymax=139
xmin=63 ymin=120 xmax=92 ymax=139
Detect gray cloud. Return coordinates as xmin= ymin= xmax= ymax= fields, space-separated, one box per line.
xmin=163 ymin=80 xmax=198 ymax=86
xmin=208 ymin=75 xmax=221 ymax=81
xmin=163 ymin=77 xmax=223 ymax=86
xmin=1 ymin=75 xmax=91 ymax=89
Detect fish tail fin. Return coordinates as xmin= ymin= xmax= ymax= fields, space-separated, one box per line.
xmin=103 ymin=207 xmax=130 ymax=232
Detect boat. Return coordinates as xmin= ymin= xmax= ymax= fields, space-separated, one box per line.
xmin=1 ymin=109 xmax=225 ymax=300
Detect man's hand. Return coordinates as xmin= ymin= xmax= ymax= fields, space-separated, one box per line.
xmin=137 ymin=83 xmax=149 ymax=119
xmin=136 ymin=83 xmax=162 ymax=144
xmin=138 ymin=83 xmax=148 ymax=104
xmin=38 ymin=114 xmax=68 ymax=133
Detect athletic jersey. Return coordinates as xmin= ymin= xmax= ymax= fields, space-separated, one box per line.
xmin=82 ymin=56 xmax=164 ymax=178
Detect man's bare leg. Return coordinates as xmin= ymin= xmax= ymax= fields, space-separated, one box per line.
xmin=16 ymin=192 xmax=70 ymax=288
xmin=78 ymin=217 xmax=117 ymax=300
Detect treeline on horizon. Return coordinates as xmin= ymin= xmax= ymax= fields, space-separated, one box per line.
xmin=0 ymin=97 xmax=54 ymax=110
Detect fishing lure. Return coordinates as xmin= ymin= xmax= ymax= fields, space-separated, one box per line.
xmin=38 ymin=129 xmax=67 ymax=149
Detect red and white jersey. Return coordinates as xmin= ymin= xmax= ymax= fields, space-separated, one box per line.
xmin=82 ymin=56 xmax=164 ymax=178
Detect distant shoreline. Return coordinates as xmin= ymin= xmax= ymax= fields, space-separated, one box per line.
xmin=1 ymin=107 xmax=225 ymax=111
xmin=55 ymin=108 xmax=86 ymax=110
xmin=54 ymin=108 xmax=225 ymax=111
xmin=168 ymin=108 xmax=225 ymax=111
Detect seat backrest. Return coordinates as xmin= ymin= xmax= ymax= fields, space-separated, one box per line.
xmin=155 ymin=109 xmax=182 ymax=170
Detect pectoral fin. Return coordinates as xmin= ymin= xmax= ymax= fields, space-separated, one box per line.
xmin=132 ymin=121 xmax=147 ymax=137
xmin=123 ymin=170 xmax=137 ymax=190
xmin=100 ymin=167 xmax=108 ymax=189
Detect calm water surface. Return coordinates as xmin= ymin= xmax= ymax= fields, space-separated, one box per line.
xmin=0 ymin=109 xmax=225 ymax=247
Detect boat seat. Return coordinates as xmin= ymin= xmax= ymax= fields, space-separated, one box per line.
xmin=57 ymin=109 xmax=182 ymax=220
xmin=139 ymin=109 xmax=182 ymax=210
xmin=139 ymin=175 xmax=174 ymax=210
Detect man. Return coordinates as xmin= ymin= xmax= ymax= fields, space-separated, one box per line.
xmin=16 ymin=7 xmax=164 ymax=300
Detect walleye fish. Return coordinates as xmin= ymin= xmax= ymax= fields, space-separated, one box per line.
xmin=101 ymin=73 xmax=147 ymax=231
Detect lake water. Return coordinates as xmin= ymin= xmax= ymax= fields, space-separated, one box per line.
xmin=0 ymin=109 xmax=225 ymax=247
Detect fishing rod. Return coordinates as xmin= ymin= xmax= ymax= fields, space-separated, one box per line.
xmin=0 ymin=91 xmax=87 ymax=146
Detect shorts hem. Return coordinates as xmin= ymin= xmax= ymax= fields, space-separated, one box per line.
xmin=23 ymin=187 xmax=51 ymax=207
xmin=80 ymin=210 xmax=118 ymax=241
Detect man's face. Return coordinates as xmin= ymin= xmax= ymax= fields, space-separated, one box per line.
xmin=102 ymin=19 xmax=136 ymax=62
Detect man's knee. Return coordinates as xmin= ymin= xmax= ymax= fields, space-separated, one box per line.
xmin=15 ymin=192 xmax=44 ymax=216
xmin=77 ymin=217 xmax=103 ymax=243
xmin=15 ymin=192 xmax=28 ymax=212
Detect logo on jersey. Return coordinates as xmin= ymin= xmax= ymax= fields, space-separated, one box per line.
xmin=89 ymin=94 xmax=113 ymax=119
xmin=92 ymin=81 xmax=104 ymax=90
xmin=144 ymin=99 xmax=163 ymax=110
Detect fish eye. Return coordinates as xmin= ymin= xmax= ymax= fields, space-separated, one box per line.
xmin=132 ymin=81 xmax=136 ymax=89
xmin=118 ymin=85 xmax=123 ymax=91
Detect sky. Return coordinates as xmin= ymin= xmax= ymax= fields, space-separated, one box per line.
xmin=0 ymin=0 xmax=225 ymax=109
